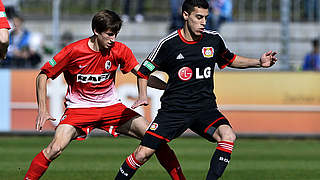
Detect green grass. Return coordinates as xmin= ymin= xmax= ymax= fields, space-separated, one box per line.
xmin=1 ymin=136 xmax=320 ymax=180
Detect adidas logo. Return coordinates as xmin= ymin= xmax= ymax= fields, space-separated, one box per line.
xmin=176 ymin=53 xmax=184 ymax=60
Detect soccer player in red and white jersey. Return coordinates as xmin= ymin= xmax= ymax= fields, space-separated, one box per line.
xmin=24 ymin=9 xmax=185 ymax=180
xmin=0 ymin=0 xmax=11 ymax=59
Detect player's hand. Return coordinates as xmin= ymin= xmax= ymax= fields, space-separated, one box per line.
xmin=131 ymin=98 xmax=149 ymax=109
xmin=36 ymin=112 xmax=56 ymax=132
xmin=260 ymin=50 xmax=278 ymax=68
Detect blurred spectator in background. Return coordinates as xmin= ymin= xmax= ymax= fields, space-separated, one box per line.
xmin=121 ymin=0 xmax=145 ymax=23
xmin=210 ymin=0 xmax=232 ymax=31
xmin=6 ymin=15 xmax=41 ymax=68
xmin=0 ymin=0 xmax=11 ymax=60
xmin=302 ymin=39 xmax=320 ymax=71
xmin=60 ymin=31 xmax=74 ymax=47
xmin=168 ymin=0 xmax=183 ymax=32
xmin=304 ymin=0 xmax=319 ymax=22
xmin=2 ymin=0 xmax=20 ymax=12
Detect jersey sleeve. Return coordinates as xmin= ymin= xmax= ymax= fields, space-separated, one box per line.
xmin=0 ymin=1 xmax=10 ymax=29
xmin=40 ymin=46 xmax=71 ymax=79
xmin=137 ymin=41 xmax=168 ymax=79
xmin=215 ymin=34 xmax=236 ymax=69
xmin=118 ymin=43 xmax=139 ymax=74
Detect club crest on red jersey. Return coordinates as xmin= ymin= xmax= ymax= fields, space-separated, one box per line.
xmin=202 ymin=47 xmax=214 ymax=58
xmin=178 ymin=67 xmax=193 ymax=81
xmin=150 ymin=123 xmax=158 ymax=131
xmin=105 ymin=60 xmax=112 ymax=70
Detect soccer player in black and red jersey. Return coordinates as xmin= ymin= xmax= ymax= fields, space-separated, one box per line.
xmin=24 ymin=9 xmax=185 ymax=180
xmin=115 ymin=0 xmax=278 ymax=179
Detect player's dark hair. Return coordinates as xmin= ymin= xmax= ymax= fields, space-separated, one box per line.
xmin=92 ymin=9 xmax=122 ymax=34
xmin=182 ymin=0 xmax=209 ymax=14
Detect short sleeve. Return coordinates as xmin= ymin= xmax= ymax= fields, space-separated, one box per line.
xmin=0 ymin=1 xmax=10 ymax=29
xmin=215 ymin=34 xmax=236 ymax=69
xmin=41 ymin=46 xmax=71 ymax=79
xmin=118 ymin=43 xmax=139 ymax=74
xmin=138 ymin=41 xmax=168 ymax=78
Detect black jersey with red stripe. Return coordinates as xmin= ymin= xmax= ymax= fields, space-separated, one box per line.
xmin=139 ymin=29 xmax=236 ymax=112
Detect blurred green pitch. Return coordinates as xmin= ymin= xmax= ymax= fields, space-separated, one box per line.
xmin=1 ymin=136 xmax=320 ymax=180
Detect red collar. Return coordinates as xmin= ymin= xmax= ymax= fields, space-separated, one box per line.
xmin=178 ymin=29 xmax=203 ymax=44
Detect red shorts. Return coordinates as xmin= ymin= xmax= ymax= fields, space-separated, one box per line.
xmin=58 ymin=103 xmax=140 ymax=140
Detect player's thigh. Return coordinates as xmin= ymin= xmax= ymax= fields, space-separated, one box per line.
xmin=48 ymin=124 xmax=79 ymax=151
xmin=141 ymin=111 xmax=188 ymax=150
xmin=190 ymin=109 xmax=232 ymax=142
xmin=117 ymin=115 xmax=149 ymax=139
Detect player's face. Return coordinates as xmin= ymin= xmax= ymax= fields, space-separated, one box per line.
xmin=184 ymin=7 xmax=209 ymax=36
xmin=96 ymin=29 xmax=118 ymax=50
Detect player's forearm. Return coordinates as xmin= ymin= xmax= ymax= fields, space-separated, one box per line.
xmin=0 ymin=29 xmax=9 ymax=44
xmin=147 ymin=75 xmax=167 ymax=90
xmin=137 ymin=77 xmax=148 ymax=100
xmin=36 ymin=73 xmax=49 ymax=113
xmin=229 ymin=55 xmax=261 ymax=68
xmin=0 ymin=29 xmax=9 ymax=59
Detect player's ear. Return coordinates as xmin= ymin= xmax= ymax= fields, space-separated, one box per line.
xmin=182 ymin=11 xmax=189 ymax=21
xmin=93 ymin=29 xmax=99 ymax=36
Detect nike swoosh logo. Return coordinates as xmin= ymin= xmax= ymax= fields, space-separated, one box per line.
xmin=79 ymin=65 xmax=88 ymax=68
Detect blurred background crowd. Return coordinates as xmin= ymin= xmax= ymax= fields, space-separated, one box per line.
xmin=1 ymin=0 xmax=319 ymax=71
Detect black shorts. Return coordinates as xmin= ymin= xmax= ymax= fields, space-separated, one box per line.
xmin=141 ymin=108 xmax=231 ymax=150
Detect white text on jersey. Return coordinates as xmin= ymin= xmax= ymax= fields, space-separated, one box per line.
xmin=77 ymin=73 xmax=111 ymax=84
xmin=196 ymin=67 xmax=211 ymax=79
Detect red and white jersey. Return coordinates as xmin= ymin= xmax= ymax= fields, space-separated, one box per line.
xmin=41 ymin=38 xmax=138 ymax=108
xmin=0 ymin=0 xmax=10 ymax=29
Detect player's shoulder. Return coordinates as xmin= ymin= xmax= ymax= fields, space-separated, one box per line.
xmin=112 ymin=41 xmax=133 ymax=56
xmin=113 ymin=41 xmax=130 ymax=50
xmin=152 ymin=30 xmax=179 ymax=50
xmin=203 ymin=30 xmax=226 ymax=43
xmin=158 ymin=30 xmax=179 ymax=44
xmin=64 ymin=38 xmax=89 ymax=51
xmin=203 ymin=29 xmax=221 ymax=37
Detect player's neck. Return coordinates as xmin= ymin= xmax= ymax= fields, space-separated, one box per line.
xmin=88 ymin=36 xmax=99 ymax=52
xmin=89 ymin=36 xmax=108 ymax=53
xmin=181 ymin=27 xmax=201 ymax=42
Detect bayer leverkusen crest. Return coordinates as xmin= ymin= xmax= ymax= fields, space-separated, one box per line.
xmin=202 ymin=47 xmax=214 ymax=58
xmin=150 ymin=123 xmax=158 ymax=131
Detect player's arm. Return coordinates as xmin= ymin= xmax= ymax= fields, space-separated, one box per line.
xmin=147 ymin=75 xmax=167 ymax=90
xmin=35 ymin=71 xmax=56 ymax=131
xmin=229 ymin=51 xmax=278 ymax=68
xmin=131 ymin=64 xmax=167 ymax=90
xmin=131 ymin=74 xmax=148 ymax=109
xmin=0 ymin=27 xmax=9 ymax=59
xmin=0 ymin=0 xmax=10 ymax=60
xmin=131 ymin=60 xmax=161 ymax=109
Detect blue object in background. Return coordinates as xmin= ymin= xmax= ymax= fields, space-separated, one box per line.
xmin=0 ymin=70 xmax=11 ymax=131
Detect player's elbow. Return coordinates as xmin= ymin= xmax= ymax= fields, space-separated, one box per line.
xmin=0 ymin=29 xmax=9 ymax=46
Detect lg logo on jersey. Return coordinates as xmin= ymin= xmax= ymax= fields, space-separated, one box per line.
xmin=196 ymin=67 xmax=211 ymax=79
xmin=178 ymin=67 xmax=211 ymax=81
xmin=178 ymin=67 xmax=193 ymax=81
